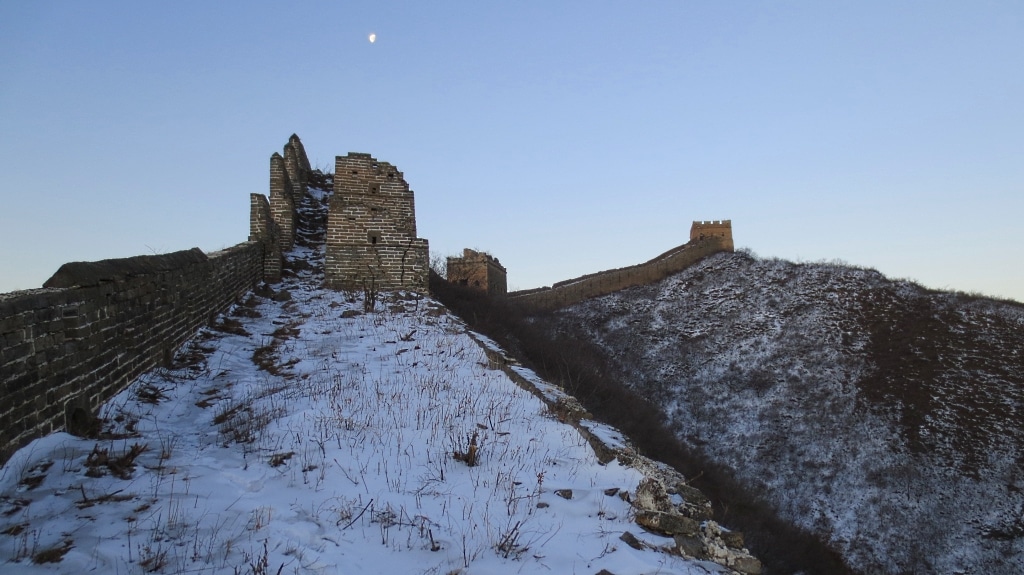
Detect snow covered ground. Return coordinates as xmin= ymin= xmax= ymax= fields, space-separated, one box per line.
xmin=0 ymin=241 xmax=731 ymax=574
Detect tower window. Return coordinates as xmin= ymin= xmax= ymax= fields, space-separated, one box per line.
xmin=369 ymin=183 xmax=380 ymax=194
xmin=368 ymin=232 xmax=380 ymax=245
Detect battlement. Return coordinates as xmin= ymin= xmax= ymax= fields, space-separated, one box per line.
xmin=447 ymin=249 xmax=508 ymax=295
xmin=690 ymin=220 xmax=734 ymax=250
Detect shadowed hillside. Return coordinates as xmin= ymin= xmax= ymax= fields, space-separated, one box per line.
xmin=550 ymin=250 xmax=1024 ymax=574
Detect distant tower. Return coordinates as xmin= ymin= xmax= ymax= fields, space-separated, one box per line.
xmin=325 ymin=153 xmax=429 ymax=292
xmin=447 ymin=249 xmax=507 ymax=295
xmin=690 ymin=220 xmax=734 ymax=251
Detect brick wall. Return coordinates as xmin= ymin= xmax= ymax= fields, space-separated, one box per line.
xmin=0 ymin=243 xmax=263 ymax=465
xmin=269 ymin=153 xmax=295 ymax=251
xmin=508 ymin=232 xmax=733 ymax=312
xmin=250 ymin=193 xmax=282 ymax=281
xmin=325 ymin=153 xmax=429 ymax=292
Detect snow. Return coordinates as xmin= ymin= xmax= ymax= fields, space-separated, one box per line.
xmin=0 ymin=245 xmax=722 ymax=574
xmin=556 ymin=252 xmax=1024 ymax=574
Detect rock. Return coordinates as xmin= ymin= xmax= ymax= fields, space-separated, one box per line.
xmin=674 ymin=482 xmax=714 ymax=520
xmin=536 ymin=502 xmax=550 ymax=508
xmin=731 ymin=555 xmax=763 ymax=575
xmin=634 ymin=478 xmax=673 ymax=513
xmin=341 ymin=310 xmax=362 ymax=318
xmin=594 ymin=570 xmax=617 ymax=575
xmin=604 ymin=487 xmax=620 ymax=496
xmin=271 ymin=289 xmax=292 ymax=302
xmin=721 ymin=529 xmax=745 ymax=549
xmin=555 ymin=489 xmax=573 ymax=500
xmin=619 ymin=531 xmax=644 ymax=550
xmin=635 ymin=510 xmax=700 ymax=537
xmin=673 ymin=535 xmax=707 ymax=559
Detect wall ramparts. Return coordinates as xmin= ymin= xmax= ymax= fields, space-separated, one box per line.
xmin=249 ymin=193 xmax=282 ymax=282
xmin=0 ymin=243 xmax=263 ymax=466
xmin=508 ymin=235 xmax=732 ymax=312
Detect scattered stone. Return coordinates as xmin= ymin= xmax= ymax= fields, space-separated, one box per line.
xmin=674 ymin=482 xmax=714 ymax=520
xmin=673 ymin=535 xmax=707 ymax=559
xmin=340 ymin=310 xmax=362 ymax=319
xmin=555 ymin=489 xmax=573 ymax=500
xmin=634 ymin=477 xmax=673 ymax=513
xmin=619 ymin=531 xmax=644 ymax=551
xmin=536 ymin=502 xmax=550 ymax=509
xmin=731 ymin=555 xmax=763 ymax=575
xmin=604 ymin=487 xmax=620 ymax=496
xmin=635 ymin=510 xmax=700 ymax=537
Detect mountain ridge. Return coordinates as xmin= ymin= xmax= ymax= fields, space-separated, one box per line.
xmin=549 ymin=250 xmax=1024 ymax=574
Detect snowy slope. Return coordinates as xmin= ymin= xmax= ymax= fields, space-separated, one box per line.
xmin=554 ymin=251 xmax=1024 ymax=575
xmin=0 ymin=188 xmax=745 ymax=574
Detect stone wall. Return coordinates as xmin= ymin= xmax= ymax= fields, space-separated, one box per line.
xmin=0 ymin=244 xmax=263 ymax=465
xmin=509 ymin=231 xmax=733 ymax=312
xmin=447 ymin=248 xmax=508 ymax=295
xmin=325 ymin=153 xmax=429 ymax=292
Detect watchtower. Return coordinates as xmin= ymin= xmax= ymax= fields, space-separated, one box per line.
xmin=690 ymin=220 xmax=734 ymax=251
xmin=325 ymin=153 xmax=429 ymax=292
xmin=447 ymin=249 xmax=507 ymax=295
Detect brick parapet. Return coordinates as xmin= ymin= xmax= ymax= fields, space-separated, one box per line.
xmin=249 ymin=193 xmax=282 ymax=282
xmin=0 ymin=244 xmax=262 ymax=466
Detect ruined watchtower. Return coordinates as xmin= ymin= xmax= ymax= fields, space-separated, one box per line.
xmin=325 ymin=153 xmax=429 ymax=292
xmin=447 ymin=249 xmax=507 ymax=295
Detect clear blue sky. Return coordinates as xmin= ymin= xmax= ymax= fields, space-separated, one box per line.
xmin=2 ymin=1 xmax=1022 ymax=301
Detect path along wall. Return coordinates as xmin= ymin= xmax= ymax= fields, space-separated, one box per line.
xmin=0 ymin=243 xmax=263 ymax=465
xmin=508 ymin=237 xmax=732 ymax=312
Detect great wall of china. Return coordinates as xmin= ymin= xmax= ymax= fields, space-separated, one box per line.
xmin=0 ymin=135 xmax=733 ymax=465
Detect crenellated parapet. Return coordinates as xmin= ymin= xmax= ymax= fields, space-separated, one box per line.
xmin=249 ymin=193 xmax=282 ymax=282
xmin=690 ymin=220 xmax=733 ymax=250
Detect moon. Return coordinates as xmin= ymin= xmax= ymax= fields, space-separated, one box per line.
xmin=368 ymin=33 xmax=376 ymax=44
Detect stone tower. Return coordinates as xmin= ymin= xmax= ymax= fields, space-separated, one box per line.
xmin=325 ymin=153 xmax=429 ymax=292
xmin=447 ymin=249 xmax=507 ymax=296
xmin=690 ymin=220 xmax=734 ymax=251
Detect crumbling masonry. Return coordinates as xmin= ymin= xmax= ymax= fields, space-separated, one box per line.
xmin=325 ymin=153 xmax=429 ymax=293
xmin=447 ymin=249 xmax=507 ymax=295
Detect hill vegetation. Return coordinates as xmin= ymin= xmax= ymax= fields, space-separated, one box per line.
xmin=431 ymin=273 xmax=856 ymax=574
xmin=545 ymin=250 xmax=1024 ymax=574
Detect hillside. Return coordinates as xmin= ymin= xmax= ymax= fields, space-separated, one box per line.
xmin=550 ymin=250 xmax=1024 ymax=574
xmin=0 ymin=184 xmax=760 ymax=574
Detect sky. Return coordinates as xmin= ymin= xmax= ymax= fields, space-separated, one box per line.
xmin=2 ymin=1 xmax=1022 ymax=301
